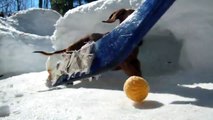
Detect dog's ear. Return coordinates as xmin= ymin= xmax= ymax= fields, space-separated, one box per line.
xmin=102 ymin=9 xmax=125 ymax=23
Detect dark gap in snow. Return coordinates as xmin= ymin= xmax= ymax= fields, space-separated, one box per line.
xmin=0 ymin=105 xmax=10 ymax=117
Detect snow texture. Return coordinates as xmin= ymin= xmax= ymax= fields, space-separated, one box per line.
xmin=0 ymin=0 xmax=213 ymax=119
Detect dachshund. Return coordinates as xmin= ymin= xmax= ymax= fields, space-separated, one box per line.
xmin=34 ymin=8 xmax=142 ymax=83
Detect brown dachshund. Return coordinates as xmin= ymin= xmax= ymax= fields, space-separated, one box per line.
xmin=34 ymin=33 xmax=104 ymax=55
xmin=34 ymin=8 xmax=142 ymax=78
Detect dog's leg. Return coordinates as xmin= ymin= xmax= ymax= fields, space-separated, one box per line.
xmin=119 ymin=60 xmax=141 ymax=76
xmin=120 ymin=47 xmax=142 ymax=76
xmin=112 ymin=66 xmax=122 ymax=71
xmin=130 ymin=58 xmax=142 ymax=76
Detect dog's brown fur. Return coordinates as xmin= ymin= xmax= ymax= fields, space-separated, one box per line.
xmin=34 ymin=8 xmax=142 ymax=77
xmin=34 ymin=33 xmax=104 ymax=55
xmin=103 ymin=9 xmax=134 ymax=23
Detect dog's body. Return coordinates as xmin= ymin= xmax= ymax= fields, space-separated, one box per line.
xmin=34 ymin=33 xmax=104 ymax=55
xmin=34 ymin=9 xmax=142 ymax=83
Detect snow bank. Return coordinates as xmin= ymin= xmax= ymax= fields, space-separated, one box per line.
xmin=52 ymin=0 xmax=213 ymax=77
xmin=52 ymin=0 xmax=144 ymax=50
xmin=0 ymin=30 xmax=52 ymax=76
xmin=9 ymin=8 xmax=61 ymax=36
xmin=148 ymin=0 xmax=213 ymax=72
xmin=0 ymin=9 xmax=60 ymax=76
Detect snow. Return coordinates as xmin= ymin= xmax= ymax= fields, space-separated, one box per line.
xmin=9 ymin=8 xmax=61 ymax=36
xmin=0 ymin=0 xmax=213 ymax=119
xmin=151 ymin=0 xmax=213 ymax=72
xmin=0 ymin=71 xmax=212 ymax=120
xmin=0 ymin=8 xmax=60 ymax=77
xmin=0 ymin=105 xmax=10 ymax=117
xmin=180 ymin=83 xmax=213 ymax=90
xmin=52 ymin=0 xmax=144 ymax=50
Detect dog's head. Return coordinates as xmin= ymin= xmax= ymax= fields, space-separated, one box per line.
xmin=102 ymin=9 xmax=134 ymax=24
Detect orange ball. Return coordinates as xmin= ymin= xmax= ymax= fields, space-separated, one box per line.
xmin=123 ymin=76 xmax=150 ymax=102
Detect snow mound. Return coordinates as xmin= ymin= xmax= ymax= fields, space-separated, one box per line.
xmin=0 ymin=30 xmax=52 ymax=76
xmin=0 ymin=9 xmax=61 ymax=76
xmin=52 ymin=0 xmax=144 ymax=50
xmin=9 ymin=8 xmax=61 ymax=36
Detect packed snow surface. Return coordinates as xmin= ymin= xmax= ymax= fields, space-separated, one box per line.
xmin=0 ymin=71 xmax=212 ymax=120
xmin=0 ymin=0 xmax=213 ymax=119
